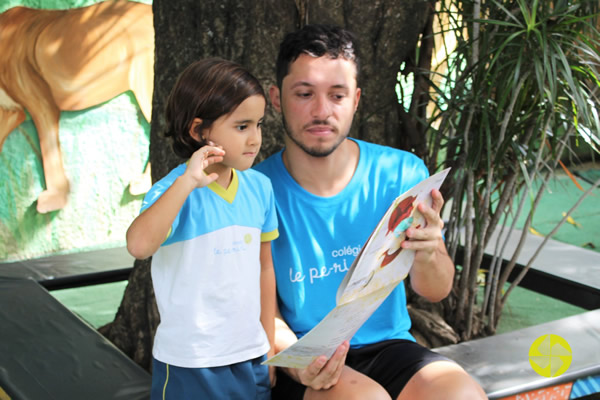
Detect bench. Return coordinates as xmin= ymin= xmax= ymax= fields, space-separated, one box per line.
xmin=0 ymin=277 xmax=150 ymax=399
xmin=0 ymin=246 xmax=135 ymax=290
xmin=448 ymin=221 xmax=600 ymax=398
xmin=1 ymin=236 xmax=597 ymax=399
xmin=434 ymin=309 xmax=600 ymax=399
xmin=471 ymin=227 xmax=600 ymax=310
xmin=0 ymin=249 xmax=149 ymax=399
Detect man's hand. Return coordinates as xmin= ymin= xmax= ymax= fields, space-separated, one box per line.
xmin=285 ymin=341 xmax=349 ymax=390
xmin=404 ymin=189 xmax=454 ymax=302
xmin=402 ymin=188 xmax=445 ymax=263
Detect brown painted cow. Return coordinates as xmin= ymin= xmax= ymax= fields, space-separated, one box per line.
xmin=0 ymin=0 xmax=153 ymax=213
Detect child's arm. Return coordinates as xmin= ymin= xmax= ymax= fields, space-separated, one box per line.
xmin=259 ymin=241 xmax=277 ymax=385
xmin=126 ymin=145 xmax=224 ymax=259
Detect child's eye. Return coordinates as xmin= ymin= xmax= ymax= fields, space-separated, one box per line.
xmin=236 ymin=124 xmax=248 ymax=131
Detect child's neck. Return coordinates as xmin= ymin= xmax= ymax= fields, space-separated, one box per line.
xmin=206 ymin=164 xmax=233 ymax=189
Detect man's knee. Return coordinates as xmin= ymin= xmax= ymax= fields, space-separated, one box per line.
xmin=438 ymin=372 xmax=487 ymax=400
xmin=399 ymin=361 xmax=487 ymax=400
xmin=305 ymin=367 xmax=392 ymax=400
xmin=306 ymin=385 xmax=391 ymax=400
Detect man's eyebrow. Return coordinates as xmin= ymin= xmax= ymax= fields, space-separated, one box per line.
xmin=290 ymin=81 xmax=349 ymax=90
xmin=290 ymin=81 xmax=314 ymax=89
xmin=331 ymin=84 xmax=350 ymax=90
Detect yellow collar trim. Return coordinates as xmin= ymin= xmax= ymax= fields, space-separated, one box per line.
xmin=207 ymin=169 xmax=238 ymax=204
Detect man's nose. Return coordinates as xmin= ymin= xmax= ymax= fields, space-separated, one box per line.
xmin=311 ymin=94 xmax=331 ymax=120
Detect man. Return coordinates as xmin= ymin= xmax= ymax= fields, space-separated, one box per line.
xmin=255 ymin=24 xmax=487 ymax=400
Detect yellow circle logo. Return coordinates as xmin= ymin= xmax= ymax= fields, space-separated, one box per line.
xmin=529 ymin=334 xmax=572 ymax=377
xmin=244 ymin=233 xmax=252 ymax=244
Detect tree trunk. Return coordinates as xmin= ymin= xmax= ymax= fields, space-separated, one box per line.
xmin=98 ymin=259 xmax=158 ymax=369
xmin=100 ymin=0 xmax=434 ymax=371
xmin=405 ymin=280 xmax=461 ymax=349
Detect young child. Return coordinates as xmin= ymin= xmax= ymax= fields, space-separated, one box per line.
xmin=126 ymin=58 xmax=278 ymax=399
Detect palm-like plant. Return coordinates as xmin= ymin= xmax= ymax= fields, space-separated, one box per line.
xmin=410 ymin=0 xmax=600 ymax=339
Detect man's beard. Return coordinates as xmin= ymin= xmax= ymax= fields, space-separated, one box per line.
xmin=282 ymin=115 xmax=347 ymax=158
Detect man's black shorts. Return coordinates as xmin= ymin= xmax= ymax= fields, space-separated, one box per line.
xmin=271 ymin=339 xmax=451 ymax=400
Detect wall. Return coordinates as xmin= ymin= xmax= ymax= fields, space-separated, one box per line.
xmin=0 ymin=0 xmax=152 ymax=261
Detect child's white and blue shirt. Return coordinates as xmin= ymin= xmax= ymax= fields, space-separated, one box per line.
xmin=141 ymin=164 xmax=278 ymax=368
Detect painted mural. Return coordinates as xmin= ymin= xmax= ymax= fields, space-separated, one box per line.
xmin=0 ymin=0 xmax=153 ymax=261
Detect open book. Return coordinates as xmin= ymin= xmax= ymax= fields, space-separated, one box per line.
xmin=263 ymin=168 xmax=451 ymax=369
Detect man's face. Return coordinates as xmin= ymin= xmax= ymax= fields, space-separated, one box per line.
xmin=271 ymin=53 xmax=361 ymax=157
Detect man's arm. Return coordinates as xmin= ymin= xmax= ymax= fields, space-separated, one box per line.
xmin=404 ymin=189 xmax=454 ymax=302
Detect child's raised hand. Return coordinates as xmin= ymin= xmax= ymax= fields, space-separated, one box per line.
xmin=184 ymin=143 xmax=225 ymax=187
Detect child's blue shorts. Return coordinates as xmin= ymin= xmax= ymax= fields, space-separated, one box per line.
xmin=151 ymin=354 xmax=270 ymax=400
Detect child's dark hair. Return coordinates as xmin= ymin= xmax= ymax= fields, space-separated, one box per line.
xmin=165 ymin=58 xmax=266 ymax=159
xmin=275 ymin=24 xmax=360 ymax=89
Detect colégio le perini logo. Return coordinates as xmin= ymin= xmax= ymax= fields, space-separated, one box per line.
xmin=529 ymin=334 xmax=572 ymax=377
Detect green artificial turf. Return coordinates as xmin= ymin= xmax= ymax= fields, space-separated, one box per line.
xmin=51 ymin=280 xmax=127 ymax=329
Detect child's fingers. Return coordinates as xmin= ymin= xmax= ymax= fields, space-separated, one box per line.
xmin=192 ymin=146 xmax=222 ymax=159
xmin=191 ymin=146 xmax=224 ymax=170
xmin=206 ymin=140 xmax=223 ymax=149
xmin=204 ymin=155 xmax=224 ymax=166
xmin=201 ymin=145 xmax=225 ymax=159
xmin=186 ymin=147 xmax=224 ymax=186
xmin=204 ymin=172 xmax=220 ymax=184
xmin=203 ymin=148 xmax=224 ymax=164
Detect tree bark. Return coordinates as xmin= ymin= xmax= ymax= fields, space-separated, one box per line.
xmin=100 ymin=0 xmax=435 ymax=371
xmin=405 ymin=280 xmax=461 ymax=348
xmin=98 ymin=259 xmax=158 ymax=369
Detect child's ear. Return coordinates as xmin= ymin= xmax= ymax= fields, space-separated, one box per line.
xmin=189 ymin=118 xmax=204 ymax=142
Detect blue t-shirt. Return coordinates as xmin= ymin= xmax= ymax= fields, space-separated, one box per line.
xmin=254 ymin=138 xmax=428 ymax=347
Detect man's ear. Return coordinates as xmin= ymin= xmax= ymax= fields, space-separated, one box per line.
xmin=189 ymin=118 xmax=204 ymax=142
xmin=269 ymin=85 xmax=282 ymax=113
xmin=354 ymin=88 xmax=362 ymax=112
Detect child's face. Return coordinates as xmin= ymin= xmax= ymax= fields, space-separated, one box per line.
xmin=204 ymin=95 xmax=265 ymax=171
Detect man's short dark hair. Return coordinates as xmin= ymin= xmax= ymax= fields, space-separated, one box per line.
xmin=275 ymin=24 xmax=360 ymax=89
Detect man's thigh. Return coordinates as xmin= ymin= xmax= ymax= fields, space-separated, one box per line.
xmin=273 ymin=365 xmax=390 ymax=400
xmin=348 ymin=339 xmax=450 ymax=398
xmin=304 ymin=366 xmax=390 ymax=400
xmin=272 ymin=340 xmax=449 ymax=400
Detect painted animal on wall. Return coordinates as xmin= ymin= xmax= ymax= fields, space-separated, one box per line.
xmin=0 ymin=0 xmax=153 ymax=213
